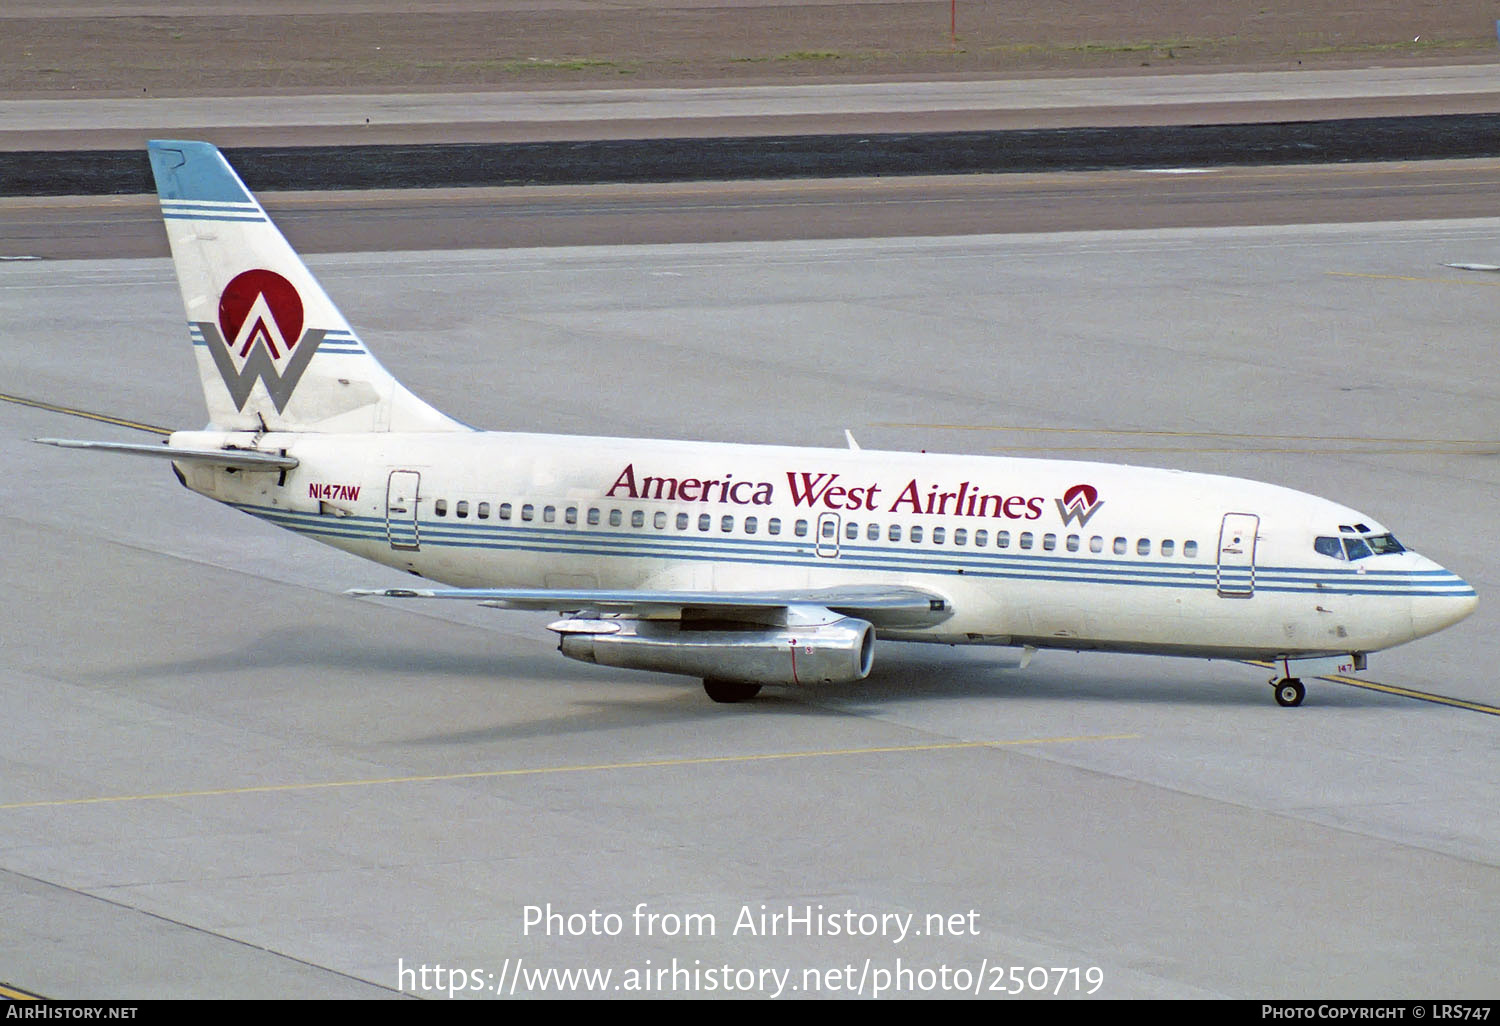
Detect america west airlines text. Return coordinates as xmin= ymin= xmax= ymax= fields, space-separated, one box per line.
xmin=606 ymin=464 xmax=1053 ymax=520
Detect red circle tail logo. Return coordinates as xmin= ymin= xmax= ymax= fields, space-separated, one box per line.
xmin=218 ymin=269 xmax=304 ymax=360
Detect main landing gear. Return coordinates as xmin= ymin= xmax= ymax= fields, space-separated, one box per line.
xmin=703 ymin=679 xmax=762 ymax=703
xmin=1272 ymin=677 xmax=1306 ymax=707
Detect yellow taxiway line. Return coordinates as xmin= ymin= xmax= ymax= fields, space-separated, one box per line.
xmin=1319 ymin=674 xmax=1500 ymax=716
xmin=0 ymin=391 xmax=172 ymax=436
xmin=872 ymin=421 xmax=1497 ymax=456
xmin=0 ymin=734 xmax=1139 ymax=812
xmin=1244 ymin=662 xmax=1500 ymax=716
xmin=1327 ymin=270 xmax=1500 ymax=288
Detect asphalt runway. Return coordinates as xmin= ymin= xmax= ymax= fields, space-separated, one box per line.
xmin=2 ymin=217 xmax=1497 ymax=998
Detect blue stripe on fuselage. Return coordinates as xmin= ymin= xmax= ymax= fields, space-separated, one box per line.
xmin=229 ymin=501 xmax=1473 ymax=599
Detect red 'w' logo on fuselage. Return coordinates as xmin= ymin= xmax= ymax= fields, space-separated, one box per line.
xmin=1056 ymin=483 xmax=1105 ymax=527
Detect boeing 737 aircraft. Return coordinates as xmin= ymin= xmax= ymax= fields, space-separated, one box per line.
xmin=40 ymin=140 xmax=1477 ymax=705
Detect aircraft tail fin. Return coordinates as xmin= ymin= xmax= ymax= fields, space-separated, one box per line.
xmin=148 ymin=140 xmax=466 ymax=434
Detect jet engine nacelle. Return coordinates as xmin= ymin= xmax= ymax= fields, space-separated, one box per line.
xmin=553 ymin=613 xmax=875 ymax=686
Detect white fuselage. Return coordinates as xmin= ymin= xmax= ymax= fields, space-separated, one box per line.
xmin=171 ymin=428 xmax=1477 ymax=663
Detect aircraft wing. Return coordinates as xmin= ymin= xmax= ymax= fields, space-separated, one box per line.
xmin=347 ymin=584 xmax=952 ymax=630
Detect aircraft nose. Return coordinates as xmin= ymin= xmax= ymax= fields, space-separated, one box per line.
xmin=1409 ymin=565 xmax=1478 ymax=639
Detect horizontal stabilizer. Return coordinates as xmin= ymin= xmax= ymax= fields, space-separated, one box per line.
xmin=35 ymin=438 xmax=298 ymax=470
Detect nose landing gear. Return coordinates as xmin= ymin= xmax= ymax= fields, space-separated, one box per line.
xmin=1272 ymin=677 xmax=1306 ymax=707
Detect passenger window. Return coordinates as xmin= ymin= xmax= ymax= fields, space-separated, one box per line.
xmin=477 ymin=502 xmax=490 ymax=520
xmin=608 ymin=509 xmax=622 ymax=527
xmin=821 ymin=519 xmax=836 ymax=539
xmin=435 ymin=499 xmax=448 ymax=517
xmin=1137 ymin=538 xmax=1150 ymax=556
xmin=699 ymin=514 xmax=711 ymax=532
xmin=654 ymin=511 xmax=667 ymax=530
xmin=565 ymin=506 xmax=577 ymax=525
xmin=1113 ymin=537 xmax=1127 ymax=555
xmin=867 ymin=523 xmax=880 ymax=541
xmin=768 ymin=518 xmax=782 ymax=536
xmin=974 ymin=529 xmax=988 ymax=547
xmin=721 ymin=516 xmax=734 ymax=533
xmin=932 ymin=527 xmax=946 ymax=544
xmin=795 ymin=520 xmax=809 ymax=538
xmin=499 ymin=502 xmax=512 ymax=520
xmin=1042 ymin=533 xmax=1056 ymax=551
xmin=1066 ymin=534 xmax=1080 ymax=552
xmin=1019 ymin=532 xmax=1033 ymax=550
xmin=745 ymin=517 xmax=758 ymax=535
xmin=1183 ymin=540 xmax=1198 ymax=558
xmin=845 ymin=521 xmax=859 ymax=540
xmin=630 ymin=510 xmax=645 ymax=528
xmin=888 ymin=524 xmax=902 ymax=542
xmin=1161 ymin=539 xmax=1175 ymax=557
xmin=543 ymin=505 xmax=556 ymax=523
xmin=521 ymin=503 xmax=533 ymax=522
xmin=456 ymin=500 xmax=469 ymax=519
xmin=587 ymin=507 xmax=600 ymax=526
xmin=677 ymin=512 xmax=690 ymax=530
xmin=996 ymin=531 xmax=1010 ymax=549
xmin=954 ymin=528 xmax=968 ymax=546
xmin=910 ymin=526 xmax=924 ymax=543
xmin=1090 ymin=536 xmax=1103 ymax=554
xmin=1314 ymin=537 xmax=1343 ymax=560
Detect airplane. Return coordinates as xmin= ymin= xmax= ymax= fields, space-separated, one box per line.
xmin=38 ymin=139 xmax=1478 ymax=706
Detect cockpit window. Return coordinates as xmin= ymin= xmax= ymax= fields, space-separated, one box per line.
xmin=1317 ymin=531 xmax=1405 ymax=561
xmin=1314 ymin=536 xmax=1344 ymax=560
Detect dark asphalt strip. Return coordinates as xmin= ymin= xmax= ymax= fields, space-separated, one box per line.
xmin=3 ymin=113 xmax=1500 ymax=197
